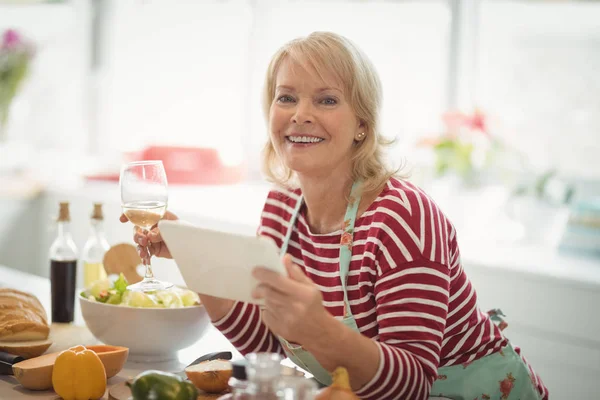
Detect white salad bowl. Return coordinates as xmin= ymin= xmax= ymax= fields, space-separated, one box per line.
xmin=79 ymin=294 xmax=211 ymax=362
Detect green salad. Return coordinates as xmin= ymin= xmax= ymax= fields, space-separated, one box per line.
xmin=80 ymin=274 xmax=200 ymax=308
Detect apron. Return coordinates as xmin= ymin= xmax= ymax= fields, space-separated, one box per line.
xmin=277 ymin=180 xmax=362 ymax=386
xmin=275 ymin=182 xmax=543 ymax=400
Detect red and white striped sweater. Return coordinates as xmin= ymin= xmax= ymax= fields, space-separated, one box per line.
xmin=213 ymin=177 xmax=548 ymax=399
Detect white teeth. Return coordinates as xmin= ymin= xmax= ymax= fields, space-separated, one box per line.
xmin=288 ymin=136 xmax=324 ymax=143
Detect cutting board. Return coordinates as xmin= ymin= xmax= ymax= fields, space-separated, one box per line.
xmin=108 ymin=380 xmax=225 ymax=400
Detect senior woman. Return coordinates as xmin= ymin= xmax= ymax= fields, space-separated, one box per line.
xmin=123 ymin=32 xmax=548 ymax=400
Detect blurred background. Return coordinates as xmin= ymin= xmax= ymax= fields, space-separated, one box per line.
xmin=0 ymin=0 xmax=599 ymax=397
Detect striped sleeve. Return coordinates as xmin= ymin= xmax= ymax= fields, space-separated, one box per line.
xmin=212 ymin=301 xmax=284 ymax=356
xmin=355 ymin=255 xmax=450 ymax=400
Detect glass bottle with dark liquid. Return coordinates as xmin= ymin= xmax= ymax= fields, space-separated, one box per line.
xmin=49 ymin=202 xmax=78 ymax=323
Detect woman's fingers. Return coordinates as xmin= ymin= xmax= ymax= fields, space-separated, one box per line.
xmin=133 ymin=227 xmax=164 ymax=249
xmin=134 ymin=227 xmax=148 ymax=247
xmin=252 ymin=266 xmax=299 ymax=294
xmin=147 ymin=228 xmax=163 ymax=244
xmin=125 ymin=212 xmax=178 ymax=261
xmin=261 ymin=307 xmax=278 ymax=329
xmin=283 ymin=255 xmax=311 ymax=283
xmin=137 ymin=245 xmax=150 ymax=263
xmin=252 ymin=283 xmax=288 ymax=305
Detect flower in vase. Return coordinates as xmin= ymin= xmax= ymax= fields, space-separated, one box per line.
xmin=2 ymin=30 xmax=22 ymax=48
xmin=417 ymin=108 xmax=499 ymax=185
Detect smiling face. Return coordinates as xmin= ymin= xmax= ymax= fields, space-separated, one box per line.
xmin=268 ymin=58 xmax=364 ymax=179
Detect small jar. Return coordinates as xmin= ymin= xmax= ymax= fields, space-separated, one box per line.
xmin=218 ymin=359 xmax=250 ymax=400
xmin=276 ymin=375 xmax=317 ymax=400
xmin=246 ymin=353 xmax=283 ymax=400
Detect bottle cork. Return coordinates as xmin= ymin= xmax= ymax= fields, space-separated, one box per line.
xmin=57 ymin=202 xmax=70 ymax=222
xmin=91 ymin=203 xmax=104 ymax=220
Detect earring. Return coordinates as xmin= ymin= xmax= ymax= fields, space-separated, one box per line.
xmin=356 ymin=132 xmax=365 ymax=141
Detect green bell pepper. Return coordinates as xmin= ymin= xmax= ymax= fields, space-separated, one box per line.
xmin=127 ymin=370 xmax=198 ymax=400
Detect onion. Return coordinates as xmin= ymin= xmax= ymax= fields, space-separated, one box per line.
xmin=184 ymin=359 xmax=232 ymax=393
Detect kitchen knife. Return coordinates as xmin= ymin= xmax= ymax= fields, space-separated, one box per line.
xmin=185 ymin=351 xmax=233 ymax=369
xmin=0 ymin=351 xmax=24 ymax=375
xmin=175 ymin=351 xmax=233 ymax=379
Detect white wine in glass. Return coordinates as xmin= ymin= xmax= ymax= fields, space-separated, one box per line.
xmin=122 ymin=201 xmax=167 ymax=230
xmin=120 ymin=161 xmax=173 ymax=292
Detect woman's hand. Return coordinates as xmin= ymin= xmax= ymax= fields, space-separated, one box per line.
xmin=251 ymin=254 xmax=332 ymax=346
xmin=254 ymin=256 xmax=380 ymax=388
xmin=119 ymin=211 xmax=179 ymax=263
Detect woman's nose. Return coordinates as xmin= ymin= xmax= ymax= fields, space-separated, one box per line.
xmin=291 ymin=100 xmax=313 ymax=125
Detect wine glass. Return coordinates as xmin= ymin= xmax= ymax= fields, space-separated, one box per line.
xmin=120 ymin=160 xmax=173 ymax=292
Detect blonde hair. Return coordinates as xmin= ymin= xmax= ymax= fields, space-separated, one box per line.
xmin=261 ymin=31 xmax=398 ymax=194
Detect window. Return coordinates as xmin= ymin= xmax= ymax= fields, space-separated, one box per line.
xmin=98 ymin=1 xmax=254 ymax=164
xmin=97 ymin=0 xmax=451 ymax=178
xmin=475 ymin=0 xmax=600 ymax=180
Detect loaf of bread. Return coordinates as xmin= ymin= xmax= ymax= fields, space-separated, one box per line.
xmin=0 ymin=288 xmax=50 ymax=341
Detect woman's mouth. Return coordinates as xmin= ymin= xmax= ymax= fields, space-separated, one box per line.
xmin=285 ymin=135 xmax=325 ymax=146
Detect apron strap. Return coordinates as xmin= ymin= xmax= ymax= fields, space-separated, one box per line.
xmin=276 ymin=182 xmax=363 ymax=385
xmin=339 ymin=181 xmax=362 ymax=317
xmin=280 ymin=192 xmax=304 ymax=256
xmin=279 ymin=181 xmax=362 ymax=318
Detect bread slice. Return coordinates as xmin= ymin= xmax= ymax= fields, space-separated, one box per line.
xmin=0 ymin=339 xmax=52 ymax=359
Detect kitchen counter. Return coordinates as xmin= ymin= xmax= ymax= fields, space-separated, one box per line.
xmin=0 ymin=265 xmax=240 ymax=399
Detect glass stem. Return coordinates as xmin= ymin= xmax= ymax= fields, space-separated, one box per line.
xmin=142 ymin=228 xmax=154 ymax=280
xmin=144 ymin=258 xmax=154 ymax=280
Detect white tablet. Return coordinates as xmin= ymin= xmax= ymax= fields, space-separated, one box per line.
xmin=158 ymin=220 xmax=285 ymax=305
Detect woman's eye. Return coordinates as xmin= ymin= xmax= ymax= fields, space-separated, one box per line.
xmin=320 ymin=97 xmax=338 ymax=105
xmin=277 ymin=95 xmax=295 ymax=103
